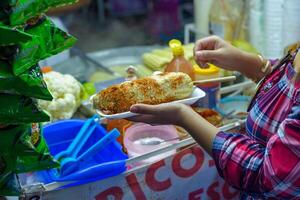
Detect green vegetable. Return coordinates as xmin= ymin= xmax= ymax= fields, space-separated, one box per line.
xmin=0 ymin=24 xmax=32 ymax=45
xmin=0 ymin=0 xmax=77 ymax=26
xmin=7 ymin=17 xmax=76 ymax=76
xmin=0 ymin=93 xmax=50 ymax=124
xmin=0 ymin=61 xmax=53 ymax=100
xmin=81 ymin=82 xmax=97 ymax=100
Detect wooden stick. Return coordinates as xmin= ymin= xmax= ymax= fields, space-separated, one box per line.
xmin=193 ymin=76 xmax=236 ymax=85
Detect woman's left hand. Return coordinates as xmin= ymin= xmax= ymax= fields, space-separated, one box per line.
xmin=128 ymin=103 xmax=190 ymax=126
xmin=127 ymin=47 xmax=300 ymax=161
xmin=128 ymin=103 xmax=219 ymax=156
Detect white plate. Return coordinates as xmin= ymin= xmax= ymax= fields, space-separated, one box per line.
xmin=92 ymin=87 xmax=206 ymax=120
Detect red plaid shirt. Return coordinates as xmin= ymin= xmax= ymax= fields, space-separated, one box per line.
xmin=212 ymin=49 xmax=300 ymax=199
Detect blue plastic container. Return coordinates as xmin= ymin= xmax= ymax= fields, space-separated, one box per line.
xmin=196 ymin=85 xmax=220 ymax=109
xmin=38 ymin=119 xmax=128 ymax=188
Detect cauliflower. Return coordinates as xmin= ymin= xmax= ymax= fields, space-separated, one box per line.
xmin=38 ymin=71 xmax=82 ymax=121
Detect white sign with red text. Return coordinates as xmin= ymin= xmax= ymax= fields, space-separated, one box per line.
xmin=25 ymin=146 xmax=239 ymax=200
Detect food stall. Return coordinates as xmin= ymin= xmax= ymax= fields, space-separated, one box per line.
xmin=16 ymin=45 xmax=253 ymax=200
xmin=0 ymin=1 xmax=273 ymax=200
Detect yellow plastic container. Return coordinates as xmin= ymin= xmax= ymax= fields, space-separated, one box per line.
xmin=194 ymin=64 xmax=220 ymax=83
xmin=194 ymin=63 xmax=221 ymax=109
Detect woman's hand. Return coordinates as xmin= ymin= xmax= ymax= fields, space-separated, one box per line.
xmin=128 ymin=103 xmax=219 ymax=156
xmin=128 ymin=103 xmax=190 ymax=126
xmin=194 ymin=36 xmax=243 ymax=70
xmin=194 ymin=35 xmax=265 ymax=81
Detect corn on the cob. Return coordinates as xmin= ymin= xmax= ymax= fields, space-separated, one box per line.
xmin=142 ymin=53 xmax=170 ymax=71
xmin=93 ymin=72 xmax=193 ymax=114
xmin=152 ymin=49 xmax=173 ymax=59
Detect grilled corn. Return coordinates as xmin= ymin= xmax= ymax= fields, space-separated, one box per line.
xmin=93 ymin=72 xmax=193 ymax=114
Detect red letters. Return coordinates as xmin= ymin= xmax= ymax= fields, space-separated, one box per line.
xmin=145 ymin=160 xmax=172 ymax=191
xmin=94 ymin=146 xmax=238 ymax=200
xmin=172 ymin=146 xmax=204 ymax=178
xmin=207 ymin=181 xmax=221 ymax=200
xmin=95 ymin=187 xmax=123 ymax=200
xmin=126 ymin=174 xmax=147 ymax=200
xmin=189 ymin=188 xmax=204 ymax=200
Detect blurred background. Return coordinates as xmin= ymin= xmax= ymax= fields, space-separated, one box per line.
xmin=43 ymin=0 xmax=300 ymax=92
xmin=49 ymin=0 xmax=300 ymax=54
xmin=49 ymin=0 xmax=191 ymax=52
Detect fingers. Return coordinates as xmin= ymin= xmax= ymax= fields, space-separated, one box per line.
xmin=195 ymin=50 xmax=219 ymax=60
xmin=127 ymin=114 xmax=159 ymax=124
xmin=194 ymin=36 xmax=222 ymax=68
xmin=194 ymin=35 xmax=220 ymax=52
xmin=128 ymin=104 xmax=185 ymax=125
xmin=194 ymin=50 xmax=220 ymax=67
xmin=130 ymin=104 xmax=162 ymax=115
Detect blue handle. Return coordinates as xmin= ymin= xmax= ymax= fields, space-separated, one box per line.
xmin=59 ymin=129 xmax=120 ymax=176
xmin=55 ymin=115 xmax=99 ymax=161
xmin=71 ymin=125 xmax=97 ymax=158
xmin=76 ymin=129 xmax=120 ymax=162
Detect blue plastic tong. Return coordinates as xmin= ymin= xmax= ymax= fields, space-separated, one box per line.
xmin=53 ymin=115 xmax=120 ymax=176
xmin=54 ymin=115 xmax=100 ymax=162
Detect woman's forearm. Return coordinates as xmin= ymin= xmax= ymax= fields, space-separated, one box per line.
xmin=235 ymin=50 xmax=266 ymax=82
xmin=179 ymin=107 xmax=219 ymax=156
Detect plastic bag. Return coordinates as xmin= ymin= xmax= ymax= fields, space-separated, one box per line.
xmin=0 ymin=156 xmax=21 ymax=196
xmin=0 ymin=124 xmax=59 ymax=195
xmin=0 ymin=93 xmax=50 ymax=124
xmin=0 ymin=0 xmax=17 ymax=8
xmin=15 ymin=123 xmax=60 ymax=173
xmin=10 ymin=17 xmax=76 ymax=75
xmin=0 ymin=170 xmax=21 ymax=196
xmin=0 ymin=0 xmax=77 ymax=25
xmin=0 ymin=24 xmax=32 ymax=46
xmin=0 ymin=61 xmax=53 ymax=100
xmin=0 ymin=45 xmax=18 ymax=60
xmin=0 ymin=124 xmax=59 ymax=172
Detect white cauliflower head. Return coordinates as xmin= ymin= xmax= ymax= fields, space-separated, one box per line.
xmin=38 ymin=71 xmax=82 ymax=121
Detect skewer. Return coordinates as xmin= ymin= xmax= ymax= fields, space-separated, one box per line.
xmin=192 ymin=76 xmax=236 ymax=85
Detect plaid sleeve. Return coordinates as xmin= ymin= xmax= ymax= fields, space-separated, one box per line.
xmin=212 ymin=96 xmax=300 ymax=198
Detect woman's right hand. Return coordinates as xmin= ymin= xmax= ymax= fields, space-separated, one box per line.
xmin=194 ymin=36 xmax=265 ymax=81
xmin=194 ymin=36 xmax=245 ymax=71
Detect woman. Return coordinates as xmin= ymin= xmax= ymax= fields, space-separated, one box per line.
xmin=129 ymin=36 xmax=300 ymax=199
